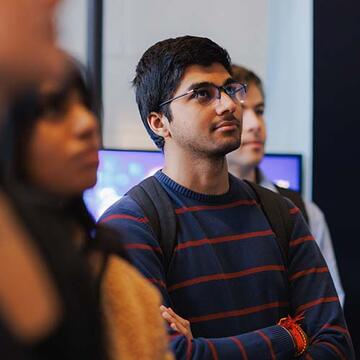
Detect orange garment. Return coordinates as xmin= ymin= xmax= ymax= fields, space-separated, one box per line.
xmin=101 ymin=256 xmax=173 ymax=360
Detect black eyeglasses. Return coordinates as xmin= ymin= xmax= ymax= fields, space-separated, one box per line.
xmin=159 ymin=82 xmax=247 ymax=108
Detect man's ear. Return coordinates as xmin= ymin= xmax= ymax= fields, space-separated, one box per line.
xmin=147 ymin=112 xmax=171 ymax=139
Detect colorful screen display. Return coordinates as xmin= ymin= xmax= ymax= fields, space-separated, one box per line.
xmin=260 ymin=153 xmax=302 ymax=194
xmin=84 ymin=149 xmax=302 ymax=220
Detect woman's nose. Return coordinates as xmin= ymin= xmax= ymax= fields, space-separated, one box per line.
xmin=72 ymin=105 xmax=100 ymax=143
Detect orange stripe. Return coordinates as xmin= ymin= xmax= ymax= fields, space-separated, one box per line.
xmin=175 ymin=199 xmax=257 ymax=214
xmin=124 ymin=243 xmax=162 ymax=253
xmin=296 ymin=296 xmax=339 ymax=314
xmin=289 ymin=266 xmax=329 ymax=281
xmin=189 ymin=301 xmax=289 ymax=323
xmin=175 ymin=229 xmax=274 ymax=251
xmin=100 ymin=213 xmax=149 ymax=223
xmin=313 ymin=341 xmax=346 ymax=360
xmin=205 ymin=340 xmax=219 ymax=360
xmin=290 ymin=235 xmax=315 ymax=247
xmin=230 ymin=337 xmax=248 ymax=360
xmin=168 ymin=265 xmax=285 ymax=292
xmin=256 ymin=330 xmax=276 ymax=360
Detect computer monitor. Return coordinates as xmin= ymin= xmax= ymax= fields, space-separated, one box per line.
xmin=260 ymin=153 xmax=302 ymax=194
xmin=84 ymin=149 xmax=302 ymax=220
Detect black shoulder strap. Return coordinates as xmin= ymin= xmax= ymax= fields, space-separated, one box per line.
xmin=275 ymin=185 xmax=309 ymax=224
xmin=243 ymin=180 xmax=294 ymax=263
xmin=127 ymin=176 xmax=177 ymax=272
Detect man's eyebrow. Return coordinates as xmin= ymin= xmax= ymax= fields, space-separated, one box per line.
xmin=223 ymin=77 xmax=238 ymax=86
xmin=186 ymin=81 xmax=213 ymax=91
xmin=243 ymin=101 xmax=265 ymax=110
xmin=186 ymin=78 xmax=237 ymax=91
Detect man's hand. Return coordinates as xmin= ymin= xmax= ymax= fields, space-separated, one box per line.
xmin=160 ymin=305 xmax=193 ymax=340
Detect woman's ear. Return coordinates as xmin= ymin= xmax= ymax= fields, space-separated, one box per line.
xmin=147 ymin=112 xmax=171 ymax=139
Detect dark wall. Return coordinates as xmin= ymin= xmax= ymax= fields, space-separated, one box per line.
xmin=313 ymin=0 xmax=360 ymax=354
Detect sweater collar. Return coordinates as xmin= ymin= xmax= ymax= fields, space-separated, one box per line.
xmin=154 ymin=170 xmax=239 ymax=203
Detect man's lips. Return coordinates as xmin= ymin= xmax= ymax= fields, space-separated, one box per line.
xmin=242 ymin=140 xmax=264 ymax=146
xmin=214 ymin=119 xmax=240 ymax=131
xmin=241 ymin=140 xmax=264 ymax=149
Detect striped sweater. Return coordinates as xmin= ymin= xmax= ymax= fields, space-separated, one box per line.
xmin=100 ymin=170 xmax=354 ymax=359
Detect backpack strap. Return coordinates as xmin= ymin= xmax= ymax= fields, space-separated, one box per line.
xmin=127 ymin=176 xmax=177 ymax=273
xmin=275 ymin=185 xmax=309 ymax=224
xmin=127 ymin=177 xmax=296 ymax=269
xmin=243 ymin=180 xmax=294 ymax=263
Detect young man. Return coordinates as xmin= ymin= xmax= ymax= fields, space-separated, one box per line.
xmin=227 ymin=65 xmax=345 ymax=307
xmin=100 ymin=36 xmax=354 ymax=358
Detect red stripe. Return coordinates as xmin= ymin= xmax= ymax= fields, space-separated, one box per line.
xmin=175 ymin=199 xmax=257 ymax=214
xmin=289 ymin=266 xmax=329 ymax=281
xmin=175 ymin=229 xmax=274 ymax=251
xmin=256 ymin=330 xmax=276 ymax=360
xmin=205 ymin=340 xmax=219 ymax=360
xmin=314 ymin=324 xmax=353 ymax=348
xmin=290 ymin=235 xmax=315 ymax=247
xmin=289 ymin=207 xmax=300 ymax=215
xmin=189 ymin=301 xmax=288 ymax=324
xmin=312 ymin=324 xmax=350 ymax=342
xmin=100 ymin=213 xmax=149 ymax=224
xmin=124 ymin=243 xmax=162 ymax=253
xmin=322 ymin=324 xmax=350 ymax=336
xmin=168 ymin=265 xmax=285 ymax=292
xmin=230 ymin=337 xmax=248 ymax=360
xmin=296 ymin=296 xmax=339 ymax=314
xmin=305 ymin=354 xmax=314 ymax=360
xmin=186 ymin=338 xmax=193 ymax=360
xmin=313 ymin=341 xmax=346 ymax=360
xmin=311 ymin=323 xmax=350 ymax=344
xmin=147 ymin=278 xmax=166 ymax=288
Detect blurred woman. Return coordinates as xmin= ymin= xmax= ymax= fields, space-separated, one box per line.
xmin=0 ymin=58 xmax=172 ymax=359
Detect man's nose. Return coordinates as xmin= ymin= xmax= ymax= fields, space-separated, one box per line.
xmin=214 ymin=90 xmax=238 ymax=115
xmin=243 ymin=109 xmax=262 ymax=131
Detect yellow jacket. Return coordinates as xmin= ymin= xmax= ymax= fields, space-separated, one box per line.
xmin=101 ymin=256 xmax=173 ymax=360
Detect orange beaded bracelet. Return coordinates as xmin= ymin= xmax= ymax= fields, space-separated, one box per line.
xmin=278 ymin=314 xmax=309 ymax=357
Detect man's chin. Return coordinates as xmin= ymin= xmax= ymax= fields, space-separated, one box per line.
xmin=211 ymin=139 xmax=241 ymax=158
xmin=247 ymin=153 xmax=264 ymax=167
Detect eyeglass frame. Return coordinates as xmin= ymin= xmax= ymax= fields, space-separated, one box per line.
xmin=158 ymin=81 xmax=247 ymax=108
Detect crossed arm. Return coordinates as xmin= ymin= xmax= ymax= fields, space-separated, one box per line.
xmin=100 ymin=201 xmax=355 ymax=359
xmin=160 ymin=305 xmax=194 ymax=341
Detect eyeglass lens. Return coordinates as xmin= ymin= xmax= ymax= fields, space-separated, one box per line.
xmin=193 ymin=84 xmax=246 ymax=105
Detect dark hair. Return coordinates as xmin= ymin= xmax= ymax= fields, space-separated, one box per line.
xmin=0 ymin=58 xmax=105 ymax=359
xmin=0 ymin=57 xmax=127 ymax=359
xmin=0 ymin=57 xmax=126 ymax=258
xmin=133 ymin=35 xmax=232 ymax=149
xmin=0 ymin=55 xmax=128 ymax=256
xmin=0 ymin=57 xmax=94 ymax=183
xmin=231 ymin=64 xmax=265 ymax=99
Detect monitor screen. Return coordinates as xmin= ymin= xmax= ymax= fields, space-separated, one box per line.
xmin=84 ymin=149 xmax=302 ymax=220
xmin=259 ymin=153 xmax=302 ymax=194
